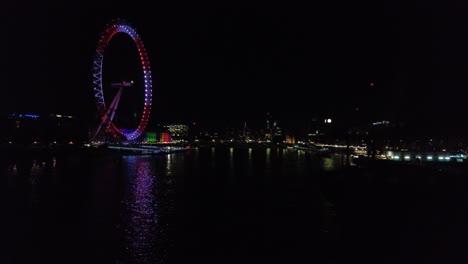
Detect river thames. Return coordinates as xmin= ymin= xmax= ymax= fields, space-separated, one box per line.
xmin=1 ymin=146 xmax=466 ymax=264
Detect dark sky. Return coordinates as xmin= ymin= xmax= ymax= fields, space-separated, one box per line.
xmin=3 ymin=1 xmax=468 ymax=133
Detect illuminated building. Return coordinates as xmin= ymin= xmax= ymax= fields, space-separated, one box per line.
xmin=385 ymin=150 xmax=465 ymax=163
xmin=272 ymin=121 xmax=285 ymax=144
xmin=264 ymin=112 xmax=275 ymax=141
xmin=2 ymin=113 xmax=84 ymax=144
xmin=142 ymin=131 xmax=172 ymax=144
xmin=161 ymin=132 xmax=171 ymax=143
xmin=285 ymin=134 xmax=296 ymax=144
xmin=166 ymin=124 xmax=188 ymax=139
xmin=144 ymin=132 xmax=158 ymax=143
xmin=372 ymin=120 xmax=390 ymax=126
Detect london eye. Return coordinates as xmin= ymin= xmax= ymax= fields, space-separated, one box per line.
xmin=91 ymin=19 xmax=152 ymax=142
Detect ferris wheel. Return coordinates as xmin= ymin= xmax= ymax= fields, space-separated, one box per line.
xmin=91 ymin=19 xmax=152 ymax=142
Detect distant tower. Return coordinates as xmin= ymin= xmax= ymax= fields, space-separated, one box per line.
xmin=265 ymin=112 xmax=273 ymax=141
xmin=244 ymin=121 xmax=247 ymax=140
xmin=266 ymin=112 xmax=271 ymax=130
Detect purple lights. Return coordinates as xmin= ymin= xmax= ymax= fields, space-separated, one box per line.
xmin=92 ymin=20 xmax=153 ymax=141
xmin=119 ymin=156 xmax=161 ymax=263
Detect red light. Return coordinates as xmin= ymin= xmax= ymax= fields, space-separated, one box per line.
xmin=370 ymin=82 xmax=374 ymax=87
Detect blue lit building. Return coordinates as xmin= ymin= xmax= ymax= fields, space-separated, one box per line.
xmin=1 ymin=113 xmax=85 ymax=145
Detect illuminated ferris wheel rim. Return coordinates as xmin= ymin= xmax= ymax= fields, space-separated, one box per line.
xmin=92 ymin=19 xmax=152 ymax=141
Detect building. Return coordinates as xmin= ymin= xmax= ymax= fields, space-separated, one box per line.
xmin=161 ymin=132 xmax=171 ymax=143
xmin=1 ymin=113 xmax=85 ymax=145
xmin=166 ymin=124 xmax=189 ymax=139
xmin=143 ymin=131 xmax=172 ymax=143
xmin=144 ymin=132 xmax=158 ymax=143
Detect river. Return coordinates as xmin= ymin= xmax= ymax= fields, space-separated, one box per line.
xmin=1 ymin=146 xmax=464 ymax=264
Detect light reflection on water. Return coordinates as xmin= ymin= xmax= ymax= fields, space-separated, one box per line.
xmin=1 ymin=148 xmax=338 ymax=263
xmin=120 ymin=156 xmax=159 ymax=264
xmin=119 ymin=154 xmax=177 ymax=264
xmin=321 ymin=154 xmax=345 ymax=171
xmin=166 ymin=154 xmax=173 ymax=176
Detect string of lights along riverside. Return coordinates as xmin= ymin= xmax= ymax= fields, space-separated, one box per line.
xmin=91 ymin=19 xmax=152 ymax=142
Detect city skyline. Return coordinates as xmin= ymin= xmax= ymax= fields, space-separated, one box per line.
xmin=3 ymin=2 xmax=468 ymax=136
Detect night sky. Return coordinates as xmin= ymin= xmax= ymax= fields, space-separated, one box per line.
xmin=3 ymin=2 xmax=468 ymax=134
